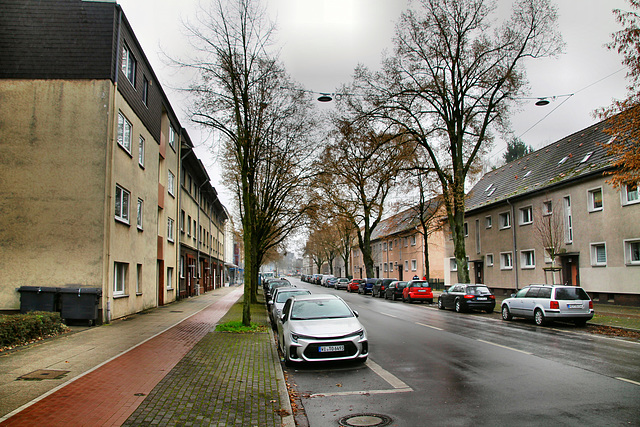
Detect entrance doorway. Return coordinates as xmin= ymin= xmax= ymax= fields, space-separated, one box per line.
xmin=474 ymin=261 xmax=484 ymax=284
xmin=561 ymin=254 xmax=580 ymax=285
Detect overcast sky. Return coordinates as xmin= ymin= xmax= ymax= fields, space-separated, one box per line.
xmin=118 ymin=0 xmax=631 ymax=208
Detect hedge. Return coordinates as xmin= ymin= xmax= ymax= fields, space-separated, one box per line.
xmin=0 ymin=311 xmax=68 ymax=349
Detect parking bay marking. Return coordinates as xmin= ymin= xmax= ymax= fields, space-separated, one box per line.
xmin=476 ymin=339 xmax=533 ymax=355
xmin=616 ymin=377 xmax=640 ymax=386
xmin=309 ymin=359 xmax=412 ymax=398
xmin=416 ymin=322 xmax=443 ymax=331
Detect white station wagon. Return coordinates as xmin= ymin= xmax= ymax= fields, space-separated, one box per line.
xmin=501 ymin=284 xmax=594 ymax=326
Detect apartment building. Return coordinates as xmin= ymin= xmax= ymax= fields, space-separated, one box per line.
xmin=0 ymin=0 xmax=226 ymax=320
xmin=444 ymin=118 xmax=640 ymax=305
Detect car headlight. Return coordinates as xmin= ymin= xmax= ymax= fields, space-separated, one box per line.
xmin=290 ymin=333 xmax=299 ymax=343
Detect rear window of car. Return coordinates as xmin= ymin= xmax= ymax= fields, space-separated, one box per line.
xmin=276 ymin=291 xmax=309 ymax=303
xmin=290 ymin=299 xmax=353 ymax=320
xmin=411 ymin=281 xmax=428 ymax=288
xmin=554 ymin=287 xmax=590 ymax=301
xmin=466 ymin=286 xmax=491 ymax=295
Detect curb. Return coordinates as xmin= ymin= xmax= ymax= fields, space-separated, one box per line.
xmin=267 ymin=323 xmax=295 ymax=427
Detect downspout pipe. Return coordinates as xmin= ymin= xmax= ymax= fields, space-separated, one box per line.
xmin=507 ymin=198 xmax=519 ymax=291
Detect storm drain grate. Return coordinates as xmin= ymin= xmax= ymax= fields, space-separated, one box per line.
xmin=338 ymin=414 xmax=393 ymax=427
xmin=19 ymin=369 xmax=69 ymax=381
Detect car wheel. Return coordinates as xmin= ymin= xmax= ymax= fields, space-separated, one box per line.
xmin=391 ymin=293 xmax=396 ymax=301
xmin=407 ymin=295 xmax=412 ymax=304
xmin=534 ymin=309 xmax=546 ymax=326
xmin=438 ymin=298 xmax=445 ymax=310
xmin=455 ymin=299 xmax=463 ymax=313
xmin=501 ymin=305 xmax=512 ymax=320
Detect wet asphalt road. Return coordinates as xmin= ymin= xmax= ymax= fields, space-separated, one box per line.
xmin=281 ymin=278 xmax=640 ymax=427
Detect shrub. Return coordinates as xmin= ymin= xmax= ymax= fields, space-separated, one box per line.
xmin=0 ymin=311 xmax=68 ymax=349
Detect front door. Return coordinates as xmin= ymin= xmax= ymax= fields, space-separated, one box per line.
xmin=561 ymin=255 xmax=580 ymax=285
xmin=474 ymin=261 xmax=484 ymax=284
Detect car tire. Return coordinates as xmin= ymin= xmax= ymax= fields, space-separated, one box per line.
xmin=501 ymin=305 xmax=512 ymax=320
xmin=534 ymin=309 xmax=546 ymax=326
xmin=438 ymin=298 xmax=445 ymax=310
xmin=455 ymin=299 xmax=463 ymax=313
xmin=391 ymin=293 xmax=396 ymax=301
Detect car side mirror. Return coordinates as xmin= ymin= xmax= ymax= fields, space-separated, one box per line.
xmin=281 ymin=314 xmax=287 ymax=323
xmin=267 ymin=299 xmax=273 ymax=305
xmin=353 ymin=310 xmax=359 ymax=317
xmin=511 ymin=293 xmax=516 ymax=298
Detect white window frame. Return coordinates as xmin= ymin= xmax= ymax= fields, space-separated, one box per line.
xmin=138 ymin=135 xmax=145 ymax=167
xmin=463 ymin=222 xmax=469 ymax=237
xmin=384 ymin=263 xmax=388 ymax=272
xmin=622 ymin=183 xmax=639 ymax=206
xmin=500 ymin=252 xmax=513 ymax=270
xmin=623 ymin=239 xmax=640 ymax=265
xmin=499 ymin=212 xmax=511 ymax=229
xmin=389 ymin=262 xmax=393 ymax=272
xmin=450 ymin=258 xmax=458 ymax=272
xmin=167 ymin=218 xmax=175 ymax=243
xmin=411 ymin=235 xmax=417 ymax=246
xmin=167 ymin=267 xmax=174 ymax=290
xmin=587 ymin=187 xmax=604 ymax=212
xmin=404 ymin=260 xmax=409 ymax=272
xmin=142 ymin=75 xmax=149 ymax=106
xmin=485 ymin=215 xmax=492 ymax=229
xmin=542 ymin=200 xmax=553 ymax=216
xmin=563 ymin=196 xmax=573 ymax=244
xmin=411 ymin=259 xmax=417 ymax=271
xmin=590 ymin=242 xmax=607 ymax=267
xmin=115 ymin=184 xmax=130 ymax=224
xmin=486 ymin=253 xmax=494 ymax=267
xmin=169 ymin=125 xmax=177 ymax=150
xmin=520 ymin=249 xmax=535 ymax=269
xmin=136 ymin=198 xmax=143 ymax=230
xmin=117 ymin=112 xmax=132 ymax=154
xmin=121 ymin=43 xmax=136 ymax=84
xmin=519 ymin=206 xmax=533 ymax=225
xmin=168 ymin=170 xmax=175 ymax=197
xmin=136 ymin=264 xmax=142 ymax=295
xmin=114 ymin=262 xmax=127 ymax=296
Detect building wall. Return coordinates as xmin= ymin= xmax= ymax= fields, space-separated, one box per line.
xmin=0 ymin=79 xmax=112 ymax=310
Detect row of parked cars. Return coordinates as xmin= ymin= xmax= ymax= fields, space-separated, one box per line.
xmin=262 ymin=275 xmax=369 ymax=366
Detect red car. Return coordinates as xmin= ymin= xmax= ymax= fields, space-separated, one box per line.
xmin=402 ymin=280 xmax=433 ymax=303
xmin=347 ymin=279 xmax=365 ymax=293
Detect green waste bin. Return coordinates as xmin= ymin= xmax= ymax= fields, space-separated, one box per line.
xmin=59 ymin=287 xmax=102 ymax=325
xmin=17 ymin=286 xmax=59 ymax=313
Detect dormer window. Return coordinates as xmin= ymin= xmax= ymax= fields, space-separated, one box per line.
xmin=558 ymin=156 xmax=569 ymax=165
xmin=581 ymin=152 xmax=593 ymax=163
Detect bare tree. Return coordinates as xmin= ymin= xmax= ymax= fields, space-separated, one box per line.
xmin=347 ymin=0 xmax=563 ymax=283
xmin=533 ymin=202 xmax=564 ymax=284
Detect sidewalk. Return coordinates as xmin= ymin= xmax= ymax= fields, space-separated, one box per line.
xmin=0 ymin=286 xmax=293 ymax=426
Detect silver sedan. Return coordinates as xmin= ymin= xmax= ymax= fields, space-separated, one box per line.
xmin=277 ymin=294 xmax=368 ymax=365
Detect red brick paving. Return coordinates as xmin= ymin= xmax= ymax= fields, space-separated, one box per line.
xmin=0 ymin=288 xmax=242 ymax=427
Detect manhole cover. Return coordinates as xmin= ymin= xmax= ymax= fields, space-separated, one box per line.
xmin=338 ymin=414 xmax=392 ymax=427
xmin=19 ymin=369 xmax=70 ymax=381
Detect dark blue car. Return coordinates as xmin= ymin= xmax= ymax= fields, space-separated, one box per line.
xmin=358 ymin=278 xmax=377 ymax=295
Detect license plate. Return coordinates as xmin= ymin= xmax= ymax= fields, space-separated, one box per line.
xmin=419 ymin=289 xmax=426 ymax=292
xmin=319 ymin=345 xmax=344 ymax=353
xmin=568 ymin=304 xmax=583 ymax=309
xmin=477 ymin=297 xmax=487 ymax=301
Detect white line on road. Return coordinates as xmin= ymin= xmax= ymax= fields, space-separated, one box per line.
xmin=366 ymin=359 xmax=411 ymax=389
xmin=616 ymin=377 xmax=640 ymax=386
xmin=310 ymin=388 xmax=412 ymax=398
xmin=379 ymin=312 xmax=398 ymax=318
xmin=476 ymin=339 xmax=533 ymax=355
xmin=415 ymin=322 xmax=443 ymax=331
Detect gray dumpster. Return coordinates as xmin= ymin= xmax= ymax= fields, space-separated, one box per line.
xmin=17 ymin=286 xmax=59 ymax=313
xmin=59 ymin=287 xmax=102 ymax=325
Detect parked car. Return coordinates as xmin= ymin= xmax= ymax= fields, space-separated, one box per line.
xmin=438 ymin=284 xmax=495 ymax=313
xmin=266 ymin=279 xmax=291 ymax=300
xmin=276 ymin=294 xmax=368 ymax=365
xmin=358 ymin=278 xmax=377 ymax=295
xmin=269 ymin=288 xmax=311 ymax=326
xmin=347 ymin=279 xmax=365 ymax=293
xmin=322 ymin=275 xmax=336 ymax=287
xmin=402 ymin=280 xmax=433 ymax=303
xmin=501 ymin=284 xmax=594 ymax=326
xmin=384 ymin=281 xmax=407 ymax=301
xmin=372 ymin=278 xmax=398 ymax=298
xmin=334 ymin=278 xmax=350 ymax=290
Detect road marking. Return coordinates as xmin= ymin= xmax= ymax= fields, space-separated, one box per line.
xmin=476 ymin=339 xmax=533 ymax=355
xmin=616 ymin=377 xmax=640 ymax=386
xmin=310 ymin=388 xmax=412 ymax=398
xmin=416 ymin=322 xmax=443 ymax=331
xmin=366 ymin=359 xmax=411 ymax=389
xmin=379 ymin=312 xmax=398 ymax=318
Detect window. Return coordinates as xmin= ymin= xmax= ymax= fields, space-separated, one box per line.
xmin=136 ymin=198 xmax=143 ymax=230
xmin=114 ymin=262 xmax=127 ymax=296
xmin=180 ymin=256 xmax=185 ymax=278
xmin=590 ymin=243 xmax=607 ymax=266
xmin=486 ymin=253 xmax=494 ymax=267
xmin=623 ymin=183 xmax=639 ymax=205
xmin=167 ymin=218 xmax=175 ymax=243
xmin=383 ymin=242 xmax=387 ymax=251
xmin=404 ymin=260 xmax=409 ymax=271
xmin=563 ymin=196 xmax=573 ymax=243
xmin=168 ymin=170 xmax=175 ymax=197
xmin=187 ymin=215 xmax=192 ymax=236
xmin=142 ymin=76 xmax=149 ymax=106
xmin=389 ymin=241 xmax=393 ymax=250
xmin=519 ymin=206 xmax=533 ymax=225
xmin=138 ymin=136 xmax=145 ymax=167
xmin=499 ymin=212 xmax=511 ymax=229
xmin=588 ymin=187 xmax=603 ymax=212
xmin=180 ymin=210 xmax=185 ymax=233
xmin=389 ymin=263 xmax=393 ymax=272
xmin=121 ymin=43 xmax=136 ymax=84
xmin=463 ymin=222 xmax=469 ymax=237
xmin=450 ymin=258 xmax=458 ymax=272
xmin=193 ymin=220 xmax=197 ymax=241
xmin=543 ymin=200 xmax=553 ymax=216
xmin=384 ymin=263 xmax=388 ymax=272
xmin=136 ymin=264 xmax=142 ymax=295
xmin=521 ymin=250 xmax=535 ymax=269
xmin=475 ymin=219 xmax=481 ymax=254
xmin=500 ymin=252 xmax=513 ymax=270
xmin=115 ymin=184 xmax=130 ymax=223
xmin=581 ymin=151 xmax=593 ymax=163
xmin=411 ymin=259 xmax=417 ymax=271
xmin=167 ymin=267 xmax=174 ymax=290
xmin=624 ymin=239 xmax=640 ymax=265
xmin=117 ymin=112 xmax=132 ymax=154
xmin=485 ymin=215 xmax=492 ymax=228
xmin=411 ymin=235 xmax=416 ymax=246
xmin=544 ymin=247 xmax=553 ymax=264
xmin=168 ymin=125 xmax=177 ymax=150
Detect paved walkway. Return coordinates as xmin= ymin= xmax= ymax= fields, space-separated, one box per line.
xmin=0 ymin=286 xmax=293 ymax=426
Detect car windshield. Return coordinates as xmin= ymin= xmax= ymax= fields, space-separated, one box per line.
xmin=275 ymin=291 xmax=309 ymax=303
xmin=555 ymin=287 xmax=590 ymax=301
xmin=466 ymin=286 xmax=491 ymax=295
xmin=290 ymin=299 xmax=353 ymax=320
